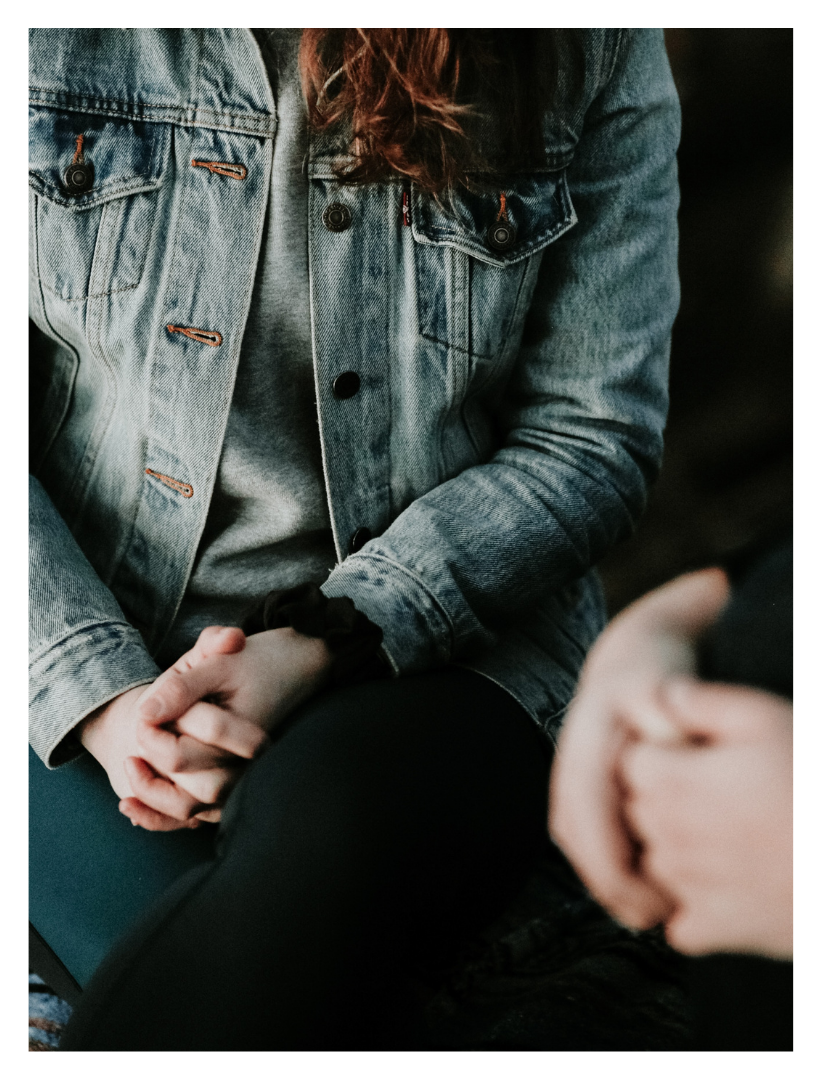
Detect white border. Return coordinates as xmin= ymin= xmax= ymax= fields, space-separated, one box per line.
xmin=7 ymin=15 xmax=811 ymax=1078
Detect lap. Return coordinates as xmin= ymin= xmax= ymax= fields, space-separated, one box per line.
xmin=47 ymin=668 xmax=550 ymax=1048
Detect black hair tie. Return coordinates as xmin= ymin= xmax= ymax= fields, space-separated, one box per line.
xmin=243 ymin=582 xmax=389 ymax=687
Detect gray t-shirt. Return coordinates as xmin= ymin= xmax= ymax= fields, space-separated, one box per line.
xmin=160 ymin=29 xmax=336 ymax=662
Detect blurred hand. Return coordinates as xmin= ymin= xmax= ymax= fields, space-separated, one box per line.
xmin=549 ymin=568 xmax=731 ymax=929
xmin=621 ymin=676 xmax=792 ymax=958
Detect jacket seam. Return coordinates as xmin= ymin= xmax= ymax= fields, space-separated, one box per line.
xmin=29 ymin=618 xmax=142 ymax=670
xmin=604 ymin=29 xmax=628 ymax=87
xmin=30 ymin=195 xmax=81 ymax=471
xmin=29 ymin=176 xmax=164 ymax=206
xmin=63 ymin=200 xmax=120 ymax=524
xmin=41 ymin=279 xmax=140 ymax=302
xmin=29 ymin=90 xmax=277 ymax=135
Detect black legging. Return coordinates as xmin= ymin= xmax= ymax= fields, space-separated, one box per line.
xmin=61 ymin=668 xmax=551 ymax=1050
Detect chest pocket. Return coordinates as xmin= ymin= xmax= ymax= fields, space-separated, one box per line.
xmin=29 ymin=107 xmax=170 ymax=302
xmin=411 ymin=171 xmax=576 ymax=360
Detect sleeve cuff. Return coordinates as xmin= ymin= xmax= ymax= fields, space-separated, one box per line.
xmin=321 ymin=553 xmax=455 ymax=675
xmin=29 ymin=621 xmax=161 ymax=768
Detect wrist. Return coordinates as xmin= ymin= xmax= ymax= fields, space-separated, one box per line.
xmin=76 ymin=685 xmax=146 ymax=756
xmin=267 ymin=625 xmax=334 ymax=675
xmin=250 ymin=581 xmax=387 ymax=687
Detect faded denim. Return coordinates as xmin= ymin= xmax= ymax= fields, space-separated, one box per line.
xmin=29 ymin=29 xmax=680 ymax=765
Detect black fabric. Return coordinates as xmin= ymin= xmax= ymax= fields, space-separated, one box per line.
xmin=699 ymin=536 xmax=792 ymax=699
xmin=29 ymin=924 xmax=83 ymax=1008
xmin=687 ymin=538 xmax=793 ymax=1051
xmin=243 ymin=581 xmax=389 ymax=685
xmin=60 ymin=668 xmax=551 ymax=1050
xmin=686 ymin=954 xmax=793 ymax=1051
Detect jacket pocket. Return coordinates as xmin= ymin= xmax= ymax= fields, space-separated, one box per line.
xmin=411 ymin=171 xmax=576 ymax=360
xmin=29 ymin=107 xmax=170 ymax=301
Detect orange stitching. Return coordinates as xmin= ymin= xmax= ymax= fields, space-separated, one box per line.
xmin=191 ymin=159 xmax=248 ymax=181
xmin=145 ymin=468 xmax=194 ymax=498
xmin=496 ymin=192 xmax=509 ymax=222
xmin=72 ymin=134 xmax=85 ymax=164
xmin=166 ymin=324 xmax=223 ymax=347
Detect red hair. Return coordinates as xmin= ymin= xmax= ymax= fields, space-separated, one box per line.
xmin=299 ymin=29 xmax=577 ymax=193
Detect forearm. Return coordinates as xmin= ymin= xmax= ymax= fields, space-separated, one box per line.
xmin=29 ymin=475 xmax=160 ymax=766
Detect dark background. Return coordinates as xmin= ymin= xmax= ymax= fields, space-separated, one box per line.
xmin=599 ymin=29 xmax=793 ymax=613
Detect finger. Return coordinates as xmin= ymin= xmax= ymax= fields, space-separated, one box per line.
xmin=169 ymin=764 xmax=240 ymax=807
xmin=137 ymin=665 xmax=229 ymax=725
xmin=136 ymin=723 xmax=236 ymax=775
xmin=660 ymin=677 xmax=793 ymax=744
xmin=195 ymin=807 xmax=222 ymax=823
xmin=177 ymin=625 xmax=246 ymax=670
xmin=175 ymin=701 xmax=269 ymax=760
xmin=625 ymin=567 xmax=731 ymax=638
xmin=550 ymin=722 xmax=675 ymax=930
xmin=619 ymin=742 xmax=696 ymax=848
xmin=621 ymin=740 xmax=686 ymax=800
xmin=123 ymin=756 xmax=203 ymax=821
xmin=664 ymin=907 xmax=714 ymax=956
xmin=134 ymin=630 xmax=243 ymax=727
xmin=119 ymin=797 xmax=201 ymax=832
xmin=620 ymin=692 xmax=684 ymax=746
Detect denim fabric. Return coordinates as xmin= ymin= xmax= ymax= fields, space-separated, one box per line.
xmin=29 ymin=29 xmax=680 ymax=766
xmin=160 ymin=29 xmax=338 ymax=663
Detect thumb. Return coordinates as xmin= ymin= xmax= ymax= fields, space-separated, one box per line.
xmin=659 ymin=676 xmax=791 ymax=744
xmin=638 ymin=567 xmax=731 ymax=638
xmin=138 ymin=663 xmax=228 ymax=725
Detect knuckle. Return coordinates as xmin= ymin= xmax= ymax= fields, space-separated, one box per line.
xmin=202 ymin=712 xmax=227 ymax=745
xmin=201 ymin=780 xmax=223 ymax=805
xmin=165 ymin=746 xmax=185 ymax=774
xmin=135 ymin=721 xmax=156 ymax=751
xmin=666 ymin=920 xmax=699 ymax=954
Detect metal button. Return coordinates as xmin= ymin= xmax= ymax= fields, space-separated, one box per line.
xmin=63 ymin=162 xmax=94 ymax=195
xmin=350 ymin=527 xmax=372 ymax=553
xmin=323 ymin=203 xmax=352 ymax=232
xmin=486 ymin=221 xmax=517 ymax=252
xmin=333 ymin=372 xmax=361 ymax=399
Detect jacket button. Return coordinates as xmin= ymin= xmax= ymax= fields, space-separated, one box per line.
xmin=333 ymin=371 xmax=361 ymax=399
xmin=486 ymin=221 xmax=517 ymax=252
xmin=349 ymin=527 xmax=372 ymax=553
xmin=323 ymin=203 xmax=352 ymax=232
xmin=63 ymin=162 xmax=94 ymax=195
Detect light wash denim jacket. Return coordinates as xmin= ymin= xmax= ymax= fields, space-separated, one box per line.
xmin=29 ymin=29 xmax=680 ymax=766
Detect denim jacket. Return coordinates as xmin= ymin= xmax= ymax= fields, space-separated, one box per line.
xmin=29 ymin=29 xmax=680 ymax=766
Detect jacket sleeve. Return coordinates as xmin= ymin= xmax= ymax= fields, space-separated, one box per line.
xmin=321 ymin=29 xmax=681 ymax=674
xmin=29 ymin=473 xmax=160 ymax=767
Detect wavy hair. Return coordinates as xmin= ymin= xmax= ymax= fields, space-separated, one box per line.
xmin=299 ymin=29 xmax=580 ymax=193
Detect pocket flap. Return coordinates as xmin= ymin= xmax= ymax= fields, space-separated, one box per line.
xmin=411 ymin=171 xmax=576 ymax=268
xmin=29 ymin=107 xmax=169 ymax=210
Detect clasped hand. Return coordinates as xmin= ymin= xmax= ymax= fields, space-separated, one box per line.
xmin=78 ymin=626 xmax=333 ymax=831
xmin=549 ymin=569 xmax=792 ymax=959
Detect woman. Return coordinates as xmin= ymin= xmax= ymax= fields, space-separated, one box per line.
xmin=29 ymin=29 xmax=680 ymax=1048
